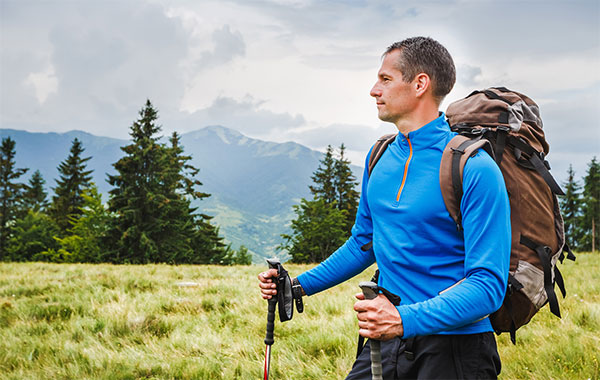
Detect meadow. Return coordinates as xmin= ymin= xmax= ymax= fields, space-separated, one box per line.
xmin=0 ymin=254 xmax=598 ymax=380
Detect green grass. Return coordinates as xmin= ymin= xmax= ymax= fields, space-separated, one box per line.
xmin=0 ymin=254 xmax=598 ymax=379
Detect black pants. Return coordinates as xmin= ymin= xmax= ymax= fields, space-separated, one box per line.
xmin=346 ymin=333 xmax=501 ymax=380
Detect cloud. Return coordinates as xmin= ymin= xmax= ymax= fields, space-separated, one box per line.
xmin=1 ymin=1 xmax=192 ymax=137
xmin=456 ymin=64 xmax=482 ymax=87
xmin=1 ymin=0 xmax=598 ymax=176
xmin=198 ymin=25 xmax=246 ymax=68
xmin=285 ymin=122 xmax=392 ymax=152
xmin=540 ymin=83 xmax=600 ymax=183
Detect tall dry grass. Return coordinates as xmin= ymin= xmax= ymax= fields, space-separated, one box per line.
xmin=0 ymin=254 xmax=598 ymax=379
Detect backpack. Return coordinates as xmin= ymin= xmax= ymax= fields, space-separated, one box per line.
xmin=367 ymin=87 xmax=576 ymax=344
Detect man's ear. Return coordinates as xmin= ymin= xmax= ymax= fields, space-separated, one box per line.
xmin=414 ymin=73 xmax=431 ymax=98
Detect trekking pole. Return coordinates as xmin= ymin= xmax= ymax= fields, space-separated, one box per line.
xmin=359 ymin=281 xmax=383 ymax=380
xmin=262 ymin=258 xmax=303 ymax=379
xmin=263 ymin=259 xmax=279 ymax=380
xmin=264 ymin=295 xmax=277 ymax=380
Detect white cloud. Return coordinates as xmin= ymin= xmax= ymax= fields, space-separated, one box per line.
xmin=24 ymin=65 xmax=58 ymax=104
xmin=1 ymin=0 xmax=598 ymax=176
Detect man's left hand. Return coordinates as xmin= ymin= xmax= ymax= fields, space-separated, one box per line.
xmin=354 ymin=293 xmax=403 ymax=341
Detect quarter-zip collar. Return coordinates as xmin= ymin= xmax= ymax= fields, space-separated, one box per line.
xmin=394 ymin=112 xmax=450 ymax=151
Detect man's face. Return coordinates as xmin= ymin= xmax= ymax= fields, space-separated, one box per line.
xmin=370 ymin=49 xmax=417 ymax=125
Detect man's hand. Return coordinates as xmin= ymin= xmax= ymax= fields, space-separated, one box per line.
xmin=258 ymin=269 xmax=279 ymax=300
xmin=354 ymin=293 xmax=404 ymax=341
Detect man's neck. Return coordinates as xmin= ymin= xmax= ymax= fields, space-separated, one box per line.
xmin=395 ymin=108 xmax=440 ymax=137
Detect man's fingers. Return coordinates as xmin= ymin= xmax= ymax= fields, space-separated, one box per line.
xmin=355 ymin=293 xmax=365 ymax=300
xmin=257 ymin=269 xmax=279 ymax=301
xmin=354 ymin=299 xmax=370 ymax=312
xmin=257 ymin=269 xmax=278 ymax=282
xmin=259 ymin=281 xmax=277 ymax=290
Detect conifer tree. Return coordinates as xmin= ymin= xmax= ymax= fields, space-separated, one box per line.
xmin=0 ymin=137 xmax=28 ymax=259
xmin=107 ymin=100 xmax=169 ymax=263
xmin=560 ymin=165 xmax=582 ymax=250
xmin=53 ymin=184 xmax=112 ymax=263
xmin=7 ymin=210 xmax=59 ymax=261
xmin=581 ymin=157 xmax=600 ymax=252
xmin=334 ymin=143 xmax=359 ymax=232
xmin=22 ymin=170 xmax=48 ymax=213
xmin=48 ymin=138 xmax=93 ymax=232
xmin=281 ymin=144 xmax=358 ymax=263
xmin=107 ymin=101 xmax=227 ymax=264
xmin=163 ymin=132 xmax=228 ymax=264
xmin=280 ymin=198 xmax=347 ymax=263
xmin=309 ymin=145 xmax=337 ymax=204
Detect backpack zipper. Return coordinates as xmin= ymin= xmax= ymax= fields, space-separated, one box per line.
xmin=396 ymin=136 xmax=413 ymax=202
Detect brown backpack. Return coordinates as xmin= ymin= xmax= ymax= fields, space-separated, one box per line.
xmin=367 ymin=87 xmax=575 ymax=343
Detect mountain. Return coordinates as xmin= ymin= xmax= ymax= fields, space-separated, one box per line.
xmin=0 ymin=127 xmax=363 ymax=262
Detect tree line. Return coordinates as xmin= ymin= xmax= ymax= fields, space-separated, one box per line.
xmin=2 ymin=99 xmax=596 ymax=265
xmin=282 ymin=150 xmax=600 ymax=263
xmin=280 ymin=144 xmax=360 ymax=263
xmin=560 ymin=159 xmax=600 ymax=252
xmin=0 ymin=100 xmax=251 ymax=265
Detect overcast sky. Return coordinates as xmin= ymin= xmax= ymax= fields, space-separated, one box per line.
xmin=1 ymin=0 xmax=599 ymax=183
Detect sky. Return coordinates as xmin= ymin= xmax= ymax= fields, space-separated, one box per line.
xmin=1 ymin=0 xmax=599 ymax=184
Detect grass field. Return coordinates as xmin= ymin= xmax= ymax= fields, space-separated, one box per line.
xmin=0 ymin=253 xmax=598 ymax=379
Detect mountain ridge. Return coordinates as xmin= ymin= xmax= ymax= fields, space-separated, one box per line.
xmin=0 ymin=126 xmax=362 ymax=262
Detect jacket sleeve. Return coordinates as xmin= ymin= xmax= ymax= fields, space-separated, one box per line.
xmin=297 ymin=150 xmax=376 ymax=295
xmin=397 ymin=151 xmax=511 ymax=338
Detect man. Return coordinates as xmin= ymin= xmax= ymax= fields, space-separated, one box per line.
xmin=259 ymin=36 xmax=510 ymax=379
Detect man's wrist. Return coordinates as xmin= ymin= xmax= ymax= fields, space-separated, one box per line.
xmin=291 ymin=277 xmax=305 ymax=313
xmin=292 ymin=277 xmax=306 ymax=296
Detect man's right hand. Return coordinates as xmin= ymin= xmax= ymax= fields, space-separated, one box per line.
xmin=258 ymin=269 xmax=279 ymax=300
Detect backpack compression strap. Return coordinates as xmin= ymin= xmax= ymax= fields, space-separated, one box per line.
xmin=440 ymin=135 xmax=494 ymax=230
xmin=367 ymin=134 xmax=397 ymax=177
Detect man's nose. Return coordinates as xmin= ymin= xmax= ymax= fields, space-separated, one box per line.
xmin=370 ymin=83 xmax=381 ymax=98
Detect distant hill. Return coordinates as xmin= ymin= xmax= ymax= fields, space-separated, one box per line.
xmin=0 ymin=127 xmax=363 ymax=262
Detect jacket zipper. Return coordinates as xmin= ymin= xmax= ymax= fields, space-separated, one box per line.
xmin=396 ymin=136 xmax=413 ymax=202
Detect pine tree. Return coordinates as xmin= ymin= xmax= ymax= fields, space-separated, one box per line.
xmin=309 ymin=145 xmax=337 ymax=204
xmin=334 ymin=143 xmax=359 ymax=233
xmin=280 ymin=144 xmax=357 ymax=263
xmin=560 ymin=165 xmax=583 ymax=250
xmin=107 ymin=101 xmax=227 ymax=264
xmin=48 ymin=138 xmax=93 ymax=232
xmin=0 ymin=137 xmax=28 ymax=259
xmin=163 ymin=132 xmax=228 ymax=264
xmin=22 ymin=170 xmax=49 ymax=213
xmin=6 ymin=210 xmax=59 ymax=262
xmin=53 ymin=184 xmax=112 ymax=263
xmin=107 ymin=100 xmax=169 ymax=263
xmin=280 ymin=198 xmax=347 ymax=263
xmin=581 ymin=157 xmax=600 ymax=252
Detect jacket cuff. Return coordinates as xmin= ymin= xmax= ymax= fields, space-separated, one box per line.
xmin=397 ymin=305 xmax=417 ymax=338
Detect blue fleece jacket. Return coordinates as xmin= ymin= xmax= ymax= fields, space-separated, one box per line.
xmin=297 ymin=114 xmax=511 ymax=338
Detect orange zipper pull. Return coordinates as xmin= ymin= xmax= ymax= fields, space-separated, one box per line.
xmin=396 ymin=137 xmax=413 ymax=202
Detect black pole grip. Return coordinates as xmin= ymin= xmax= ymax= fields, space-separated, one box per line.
xmin=264 ymin=298 xmax=277 ymax=345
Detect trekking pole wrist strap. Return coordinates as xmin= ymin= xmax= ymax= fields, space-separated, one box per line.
xmin=291 ymin=277 xmax=305 ymax=313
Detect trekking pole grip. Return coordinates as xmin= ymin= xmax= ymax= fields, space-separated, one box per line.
xmin=264 ymin=258 xmax=281 ymax=346
xmin=359 ymin=281 xmax=383 ymax=380
xmin=264 ymin=298 xmax=277 ymax=345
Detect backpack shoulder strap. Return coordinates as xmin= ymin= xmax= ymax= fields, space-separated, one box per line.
xmin=440 ymin=134 xmax=493 ymax=230
xmin=367 ymin=134 xmax=397 ymax=177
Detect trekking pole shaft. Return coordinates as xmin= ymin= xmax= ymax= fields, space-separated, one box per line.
xmin=360 ymin=281 xmax=383 ymax=380
xmin=264 ymin=298 xmax=277 ymax=380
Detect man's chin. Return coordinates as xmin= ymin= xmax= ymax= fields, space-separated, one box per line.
xmin=377 ymin=113 xmax=392 ymax=123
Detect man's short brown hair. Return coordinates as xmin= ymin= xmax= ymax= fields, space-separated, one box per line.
xmin=385 ymin=37 xmax=456 ymax=103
